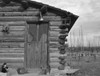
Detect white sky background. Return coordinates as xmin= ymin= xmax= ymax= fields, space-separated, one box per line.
xmin=32 ymin=0 xmax=100 ymax=47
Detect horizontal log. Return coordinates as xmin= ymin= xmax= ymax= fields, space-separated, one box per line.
xmin=60 ymin=29 xmax=68 ymax=34
xmin=0 ymin=36 xmax=24 ymax=42
xmin=0 ymin=6 xmax=21 ymax=12
xmin=49 ymin=31 xmax=68 ymax=37
xmin=0 ymin=16 xmax=38 ymax=21
xmin=0 ymin=57 xmax=24 ymax=63
xmin=45 ymin=12 xmax=57 ymax=16
xmin=0 ymin=30 xmax=25 ymax=36
xmin=49 ymin=41 xmax=59 ymax=46
xmin=50 ymin=26 xmax=60 ymax=31
xmin=49 ymin=47 xmax=59 ymax=52
xmin=50 ymin=52 xmax=67 ymax=58
xmin=9 ymin=26 xmax=25 ymax=31
xmin=0 ymin=53 xmax=24 ymax=58
xmin=0 ymin=42 xmax=24 ymax=48
xmin=50 ymin=57 xmax=60 ymax=62
xmin=49 ymin=21 xmax=62 ymax=25
xmin=49 ymin=44 xmax=59 ymax=48
xmin=0 ymin=16 xmax=62 ymax=22
xmin=0 ymin=48 xmax=24 ymax=53
xmin=49 ymin=31 xmax=60 ymax=37
xmin=26 ymin=7 xmax=39 ymax=11
xmin=0 ymin=21 xmax=27 ymax=26
xmin=49 ymin=37 xmax=58 ymax=41
xmin=43 ymin=16 xmax=61 ymax=20
xmin=50 ymin=62 xmax=60 ymax=68
xmin=0 ymin=11 xmax=57 ymax=16
xmin=0 ymin=11 xmax=39 ymax=16
xmin=0 ymin=63 xmax=24 ymax=68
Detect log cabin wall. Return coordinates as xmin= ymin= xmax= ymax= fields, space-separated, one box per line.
xmin=0 ymin=0 xmax=78 ymax=70
xmin=0 ymin=1 xmax=63 ymax=69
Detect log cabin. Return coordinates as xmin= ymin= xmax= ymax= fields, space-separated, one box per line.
xmin=0 ymin=0 xmax=78 ymax=71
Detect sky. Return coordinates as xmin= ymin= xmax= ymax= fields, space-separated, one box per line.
xmin=32 ymin=0 xmax=100 ymax=46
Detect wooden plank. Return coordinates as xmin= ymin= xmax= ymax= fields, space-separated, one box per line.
xmin=0 ymin=16 xmax=61 ymax=22
xmin=26 ymin=7 xmax=39 ymax=11
xmin=49 ymin=47 xmax=58 ymax=52
xmin=43 ymin=16 xmax=61 ymax=20
xmin=50 ymin=52 xmax=66 ymax=58
xmin=0 ymin=53 xmax=24 ymax=58
xmin=0 ymin=21 xmax=27 ymax=26
xmin=49 ymin=44 xmax=59 ymax=48
xmin=0 ymin=63 xmax=24 ymax=68
xmin=49 ymin=31 xmax=59 ymax=37
xmin=49 ymin=37 xmax=58 ymax=41
xmin=0 ymin=10 xmax=61 ymax=16
xmin=45 ymin=12 xmax=57 ymax=16
xmin=0 ymin=58 xmax=24 ymax=63
xmin=49 ymin=31 xmax=61 ymax=37
xmin=0 ymin=6 xmax=21 ymax=12
xmin=0 ymin=42 xmax=24 ymax=48
xmin=0 ymin=16 xmax=38 ymax=21
xmin=49 ymin=21 xmax=62 ymax=25
xmin=49 ymin=41 xmax=59 ymax=46
xmin=0 ymin=11 xmax=39 ymax=16
xmin=50 ymin=26 xmax=59 ymax=29
xmin=50 ymin=62 xmax=60 ymax=68
xmin=50 ymin=57 xmax=60 ymax=62
xmin=50 ymin=26 xmax=60 ymax=32
xmin=0 ymin=36 xmax=24 ymax=42
xmin=9 ymin=26 xmax=25 ymax=31
xmin=49 ymin=31 xmax=68 ymax=37
xmin=0 ymin=30 xmax=25 ymax=36
xmin=0 ymin=48 xmax=24 ymax=53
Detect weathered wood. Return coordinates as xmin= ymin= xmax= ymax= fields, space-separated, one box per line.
xmin=43 ymin=16 xmax=61 ymax=20
xmin=0 ymin=16 xmax=38 ymax=21
xmin=24 ymin=22 xmax=28 ymax=67
xmin=0 ymin=11 xmax=39 ymax=16
xmin=0 ymin=53 xmax=24 ymax=58
xmin=0 ymin=16 xmax=61 ymax=22
xmin=0 ymin=57 xmax=24 ymax=63
xmin=26 ymin=7 xmax=39 ymax=11
xmin=49 ymin=31 xmax=59 ymax=37
xmin=0 ymin=6 xmax=21 ymax=12
xmin=0 ymin=63 xmax=24 ymax=68
xmin=50 ymin=57 xmax=60 ymax=62
xmin=0 ymin=42 xmax=24 ymax=48
xmin=0 ymin=30 xmax=25 ymax=36
xmin=0 ymin=21 xmax=27 ymax=26
xmin=50 ymin=62 xmax=60 ymax=68
xmin=0 ymin=36 xmax=24 ymax=42
xmin=49 ymin=36 xmax=58 ymax=41
xmin=49 ymin=21 xmax=62 ymax=25
xmin=49 ymin=47 xmax=58 ymax=52
xmin=49 ymin=31 xmax=68 ymax=37
xmin=9 ymin=26 xmax=25 ymax=31
xmin=50 ymin=52 xmax=66 ymax=58
xmin=45 ymin=12 xmax=57 ymax=16
xmin=59 ymin=24 xmax=69 ymax=29
xmin=0 ymin=11 xmax=58 ymax=16
xmin=49 ymin=41 xmax=58 ymax=46
xmin=50 ymin=26 xmax=60 ymax=31
xmin=59 ymin=29 xmax=68 ymax=34
xmin=0 ymin=48 xmax=24 ymax=53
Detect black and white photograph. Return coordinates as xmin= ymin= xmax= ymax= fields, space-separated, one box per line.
xmin=0 ymin=0 xmax=99 ymax=76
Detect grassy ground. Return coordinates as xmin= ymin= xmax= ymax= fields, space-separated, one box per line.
xmin=70 ymin=61 xmax=100 ymax=76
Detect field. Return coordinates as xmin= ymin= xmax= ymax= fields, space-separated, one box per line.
xmin=66 ymin=47 xmax=100 ymax=76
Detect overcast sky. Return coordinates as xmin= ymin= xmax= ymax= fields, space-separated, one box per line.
xmin=32 ymin=0 xmax=100 ymax=46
